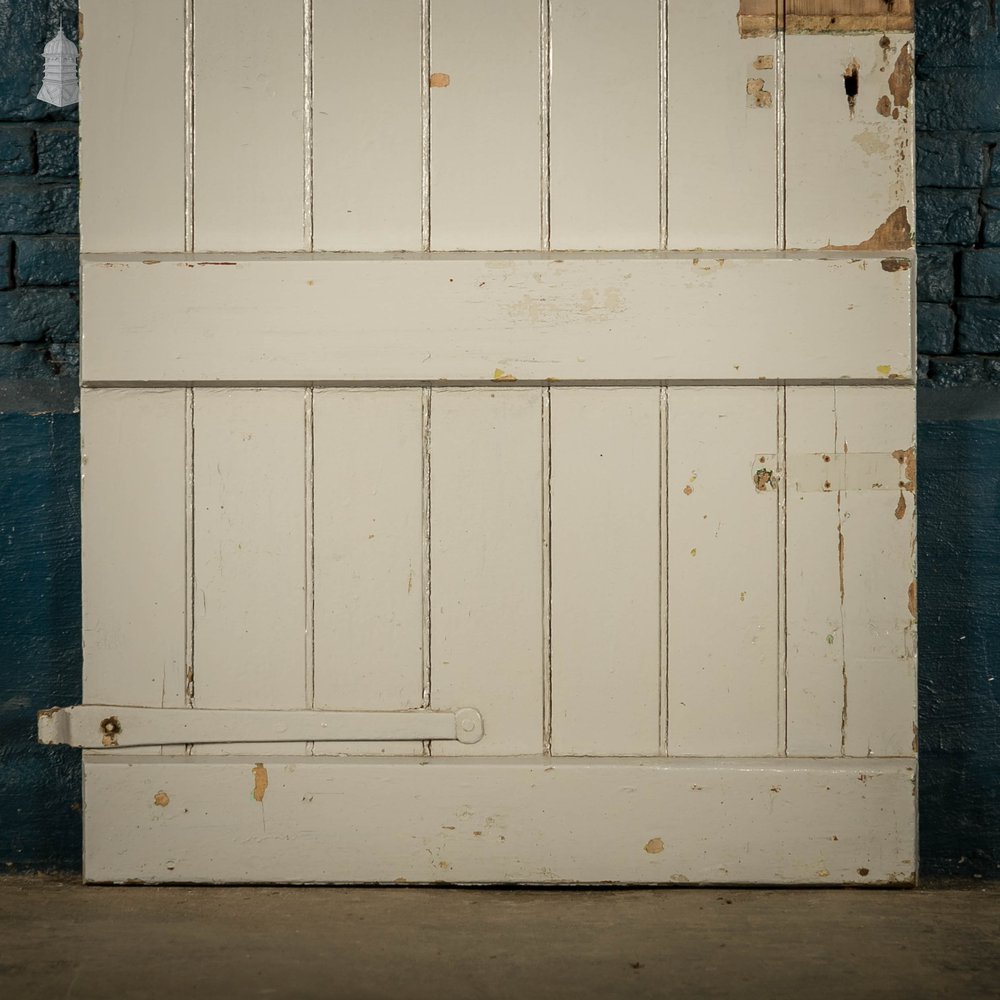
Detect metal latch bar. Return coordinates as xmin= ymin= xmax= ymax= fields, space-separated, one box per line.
xmin=37 ymin=705 xmax=484 ymax=749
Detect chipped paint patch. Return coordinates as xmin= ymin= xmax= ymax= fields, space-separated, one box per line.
xmin=747 ymin=77 xmax=773 ymax=108
xmin=843 ymin=60 xmax=860 ymax=116
xmin=100 ymin=715 xmax=121 ymax=748
xmin=429 ymin=72 xmax=450 ymax=88
xmin=826 ymin=206 xmax=912 ymax=251
xmin=880 ymin=257 xmax=910 ymax=272
xmin=893 ymin=446 xmax=916 ymax=492
xmin=492 ymin=368 xmax=517 ymax=382
xmin=153 ymin=791 xmax=170 ymax=807
xmin=894 ymin=493 xmax=906 ymax=520
xmin=908 ymin=580 xmax=917 ymax=620
xmin=252 ymin=762 xmax=269 ymax=803
xmin=888 ymin=43 xmax=913 ymax=109
xmin=644 ymin=837 xmax=665 ymax=854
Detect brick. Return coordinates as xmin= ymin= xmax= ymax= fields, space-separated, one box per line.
xmin=917 ymin=0 xmax=1000 ymax=70
xmin=0 ymin=289 xmax=78 ymax=344
xmin=0 ymin=344 xmax=57 ymax=379
xmin=983 ymin=210 xmax=1000 ymax=247
xmin=961 ymin=249 xmax=1000 ymax=296
xmin=917 ymin=248 xmax=955 ymax=303
xmin=36 ymin=127 xmax=77 ymax=178
xmin=958 ymin=301 xmax=1000 ymax=353
xmin=917 ymin=134 xmax=986 ymax=189
xmin=916 ymin=355 xmax=931 ymax=382
xmin=927 ymin=356 xmax=987 ymax=386
xmin=917 ymin=70 xmax=1000 ymax=132
xmin=0 ymin=240 xmax=11 ymax=291
xmin=0 ymin=180 xmax=78 ymax=235
xmin=918 ymin=304 xmax=957 ymax=355
xmin=918 ymin=190 xmax=980 ymax=246
xmin=45 ymin=341 xmax=79 ymax=378
xmin=14 ymin=236 xmax=78 ymax=287
xmin=0 ymin=127 xmax=34 ymax=175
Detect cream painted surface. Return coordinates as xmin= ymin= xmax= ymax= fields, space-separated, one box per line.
xmin=430 ymin=389 xmax=544 ymax=756
xmin=312 ymin=389 xmax=425 ymax=755
xmin=82 ymin=390 xmax=186 ymax=710
xmin=550 ymin=389 xmax=661 ymax=756
xmin=667 ymin=387 xmax=780 ymax=757
xmin=667 ymin=0 xmax=777 ymax=250
xmin=785 ymin=388 xmax=916 ymax=757
xmin=192 ymin=389 xmax=308 ymax=755
xmin=83 ymin=757 xmax=916 ymax=885
xmin=80 ymin=255 xmax=913 ymax=384
xmin=549 ymin=0 xmax=661 ymax=249
xmin=430 ymin=0 xmax=541 ymax=250
xmin=312 ymin=0 xmax=422 ymax=251
xmin=72 ymin=8 xmax=917 ymax=884
xmin=785 ymin=34 xmax=914 ymax=250
xmin=193 ymin=0 xmax=305 ymax=251
xmin=79 ymin=0 xmax=185 ymax=252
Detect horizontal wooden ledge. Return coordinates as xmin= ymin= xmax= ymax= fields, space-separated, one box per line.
xmin=82 ymin=756 xmax=916 ymax=885
xmin=82 ymin=255 xmax=913 ymax=383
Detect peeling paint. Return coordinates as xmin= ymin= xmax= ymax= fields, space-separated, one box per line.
xmin=887 ymin=43 xmax=913 ymax=110
xmin=908 ymin=580 xmax=917 ymax=620
xmin=252 ymin=762 xmax=268 ymax=803
xmin=747 ymin=77 xmax=773 ymax=108
xmin=492 ymin=368 xmax=517 ymax=382
xmin=880 ymin=257 xmax=909 ymax=273
xmin=826 ymin=206 xmax=912 ymax=251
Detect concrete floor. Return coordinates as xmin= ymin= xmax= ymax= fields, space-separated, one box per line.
xmin=1 ymin=876 xmax=998 ymax=1000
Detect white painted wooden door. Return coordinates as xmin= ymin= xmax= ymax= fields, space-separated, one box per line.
xmin=53 ymin=0 xmax=916 ymax=884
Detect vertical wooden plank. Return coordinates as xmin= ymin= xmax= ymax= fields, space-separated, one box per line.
xmin=550 ymin=388 xmax=661 ymax=756
xmin=80 ymin=0 xmax=185 ymax=252
xmin=429 ymin=0 xmax=540 ymax=249
xmin=667 ymin=0 xmax=777 ymax=250
xmin=313 ymin=0 xmax=422 ymax=251
xmin=194 ymin=0 xmax=305 ymax=251
xmin=668 ymin=387 xmax=779 ymax=757
xmin=430 ymin=388 xmax=544 ymax=756
xmin=785 ymin=33 xmax=914 ymax=250
xmin=785 ymin=387 xmax=916 ymax=758
xmin=192 ymin=388 xmax=307 ymax=754
xmin=82 ymin=389 xmax=187 ymax=709
xmin=549 ymin=0 xmax=660 ymax=250
xmin=785 ymin=387 xmax=845 ymax=756
xmin=837 ymin=388 xmax=916 ymax=757
xmin=312 ymin=389 xmax=424 ymax=755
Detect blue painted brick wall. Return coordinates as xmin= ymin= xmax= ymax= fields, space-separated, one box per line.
xmin=918 ymin=0 xmax=1000 ymax=386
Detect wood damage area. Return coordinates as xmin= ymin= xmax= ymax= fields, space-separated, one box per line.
xmin=739 ymin=1 xmax=914 ymax=38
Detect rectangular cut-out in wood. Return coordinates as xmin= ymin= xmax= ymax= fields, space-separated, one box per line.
xmin=430 ymin=0 xmax=541 ymax=249
xmin=79 ymin=0 xmax=185 ymax=252
xmin=667 ymin=387 xmax=780 ymax=757
xmin=193 ymin=0 xmax=305 ymax=251
xmin=192 ymin=389 xmax=308 ymax=755
xmin=549 ymin=0 xmax=660 ymax=249
xmin=549 ymin=388 xmax=661 ymax=756
xmin=83 ymin=756 xmax=916 ymax=884
xmin=667 ymin=0 xmax=777 ymax=250
xmin=738 ymin=0 xmax=913 ymax=36
xmin=312 ymin=389 xmax=425 ymax=755
xmin=785 ymin=34 xmax=913 ymax=250
xmin=430 ymin=388 xmax=544 ymax=756
xmin=82 ymin=389 xmax=187 ymax=710
xmin=312 ymin=1 xmax=423 ymax=251
xmin=81 ymin=255 xmax=912 ymax=384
